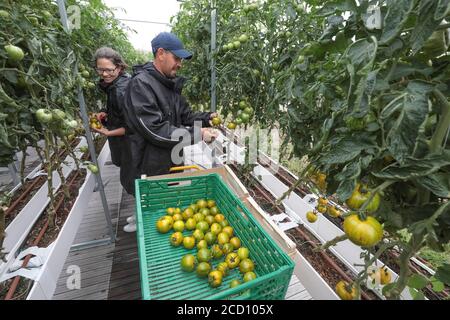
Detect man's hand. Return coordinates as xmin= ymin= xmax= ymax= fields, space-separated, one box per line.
xmin=201 ymin=128 xmax=219 ymax=143
xmin=209 ymin=112 xmax=218 ymax=119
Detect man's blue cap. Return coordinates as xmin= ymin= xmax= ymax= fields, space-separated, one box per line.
xmin=151 ymin=32 xmax=193 ymax=60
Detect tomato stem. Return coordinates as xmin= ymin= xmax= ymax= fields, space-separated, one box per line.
xmin=318 ymin=234 xmax=348 ymax=251
xmin=430 ymin=89 xmax=450 ymax=152
xmin=359 ymin=180 xmax=394 ymax=212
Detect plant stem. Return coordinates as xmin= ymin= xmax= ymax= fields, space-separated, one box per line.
xmin=431 ymin=89 xmax=450 ymax=152
xmin=20 ymin=146 xmax=27 ymax=186
xmin=44 ymin=132 xmax=56 ymax=228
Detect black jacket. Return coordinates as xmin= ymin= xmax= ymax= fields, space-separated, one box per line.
xmin=123 ymin=62 xmax=212 ymax=176
xmin=98 ymin=73 xmax=135 ymax=195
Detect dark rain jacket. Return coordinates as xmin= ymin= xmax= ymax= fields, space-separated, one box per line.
xmin=123 ymin=62 xmax=212 ymax=177
xmin=99 ymin=73 xmax=136 ymax=195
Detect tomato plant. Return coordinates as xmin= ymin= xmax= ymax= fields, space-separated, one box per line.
xmin=173 ymin=0 xmax=450 ymax=299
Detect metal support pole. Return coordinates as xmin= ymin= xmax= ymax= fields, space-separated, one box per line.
xmin=57 ymin=0 xmax=115 ymax=243
xmin=210 ymin=0 xmax=217 ymax=113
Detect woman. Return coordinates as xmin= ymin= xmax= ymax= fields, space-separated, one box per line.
xmin=92 ymin=47 xmax=137 ymax=232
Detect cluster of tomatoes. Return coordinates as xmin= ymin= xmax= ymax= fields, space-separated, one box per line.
xmin=306 ymin=197 xmax=342 ymax=224
xmin=156 ymin=198 xmax=257 ymax=289
xmin=88 ymin=113 xmax=102 ymax=129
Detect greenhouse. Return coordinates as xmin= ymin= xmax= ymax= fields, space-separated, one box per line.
xmin=0 ymin=0 xmax=449 ymax=301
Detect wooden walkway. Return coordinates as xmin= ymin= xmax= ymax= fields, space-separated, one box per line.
xmin=53 ymin=161 xmax=311 ymax=300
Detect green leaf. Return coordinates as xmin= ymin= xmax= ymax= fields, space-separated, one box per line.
xmin=410 ymin=0 xmax=442 ymax=54
xmin=386 ymin=81 xmax=435 ymax=162
xmin=380 ymin=0 xmax=416 ymax=45
xmin=407 ymin=274 xmax=429 ymax=289
xmin=335 ymin=161 xmax=361 ymax=181
xmin=409 ymin=287 xmax=426 ymax=300
xmin=317 ymin=0 xmax=357 ymax=16
xmin=416 ymin=173 xmax=450 ymax=198
xmin=430 ymin=277 xmax=445 ymax=292
xmin=336 ymin=179 xmax=356 ymax=202
xmin=319 ymin=136 xmax=376 ymax=165
xmin=435 ymin=0 xmax=450 ymax=20
xmin=435 ymin=264 xmax=450 ymax=285
xmin=346 ymin=39 xmax=376 ymax=68
xmin=382 ymin=282 xmax=396 ymax=298
xmin=373 ymin=151 xmax=450 ymax=180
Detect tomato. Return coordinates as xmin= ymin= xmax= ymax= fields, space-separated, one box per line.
xmin=208 ymin=270 xmax=223 ymax=288
xmin=35 ymin=109 xmax=53 ymax=124
xmin=166 ymin=207 xmax=175 ymax=216
xmin=327 ymin=206 xmax=341 ymax=218
xmin=210 ymin=223 xmax=222 ymax=235
xmin=371 ymin=267 xmax=391 ymax=285
xmin=199 ymin=208 xmax=210 ymax=216
xmin=217 ymin=262 xmax=229 ymax=276
xmin=211 ymin=244 xmax=223 ymax=259
xmin=204 ymin=232 xmax=217 ymax=245
xmin=172 ymin=213 xmax=183 ymax=222
xmin=5 ymin=44 xmax=24 ymax=62
xmin=244 ymin=106 xmax=253 ymax=114
xmin=243 ymin=271 xmax=257 ymax=282
xmin=87 ymin=164 xmax=99 ymax=174
xmin=81 ymin=70 xmax=90 ymax=78
xmin=222 ymin=226 xmax=234 ymax=237
xmin=183 ymin=236 xmax=196 ymax=249
xmin=225 ymin=253 xmax=240 ymax=269
xmin=184 ymin=218 xmax=197 ymax=230
xmin=230 ymin=279 xmax=241 ymax=288
xmin=180 ymin=254 xmax=196 ymax=272
xmin=192 ymin=229 xmax=204 ymax=242
xmin=197 ymin=239 xmax=208 ymax=250
xmin=316 ymin=204 xmax=327 ymax=214
xmin=188 ymin=204 xmax=197 ymax=212
xmin=239 ymin=258 xmax=255 ymax=274
xmin=66 ymin=120 xmax=78 ymax=128
xmin=227 ymin=122 xmax=237 ymax=130
xmin=335 ymin=281 xmax=357 ymax=300
xmin=217 ymin=232 xmax=230 ymax=246
xmin=197 ymin=199 xmax=207 ymax=209
xmin=170 ymin=232 xmax=184 ymax=247
xmin=211 ymin=117 xmax=222 ymax=126
xmin=161 ymin=215 xmax=174 ymax=226
xmin=215 ymin=214 xmax=225 ymax=223
xmin=52 ymin=109 xmax=66 ymax=121
xmin=197 ymin=248 xmax=212 ymax=263
xmin=182 ymin=207 xmax=194 ymax=220
xmin=196 ymin=262 xmax=211 ymax=277
xmin=343 ymin=214 xmax=383 ymax=247
xmin=219 ymin=220 xmax=229 ymax=228
xmin=345 ymin=184 xmax=380 ymax=213
xmin=222 ymin=243 xmax=234 ymax=255
xmin=237 ymin=247 xmax=249 ymax=260
xmin=207 ymin=199 xmax=216 ymax=208
xmin=79 ymin=146 xmax=89 ymax=153
xmin=173 ymin=220 xmax=185 ymax=232
xmin=238 ymin=34 xmax=248 ymax=43
xmin=230 ymin=237 xmax=241 ymax=249
xmin=0 ymin=10 xmax=10 ymax=19
xmin=318 ymin=197 xmax=328 ymax=206
xmin=235 ymin=117 xmax=243 ymax=126
xmin=233 ymin=41 xmax=241 ymax=49
xmin=345 ymin=116 xmax=365 ymax=130
xmin=196 ymin=221 xmax=209 ymax=233
xmin=240 ymin=112 xmax=251 ymax=123
xmin=156 ymin=218 xmax=172 ymax=234
xmin=209 ymin=206 xmax=220 ymax=216
xmin=306 ymin=211 xmax=318 ymax=223
xmin=239 ymin=101 xmax=247 ymax=109
xmin=205 ymin=215 xmax=215 ymax=226
xmin=192 ymin=213 xmax=205 ymax=224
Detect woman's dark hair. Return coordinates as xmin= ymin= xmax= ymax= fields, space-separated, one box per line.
xmin=93 ymin=47 xmax=128 ymax=71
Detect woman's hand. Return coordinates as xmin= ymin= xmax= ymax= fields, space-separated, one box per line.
xmin=91 ymin=126 xmax=110 ymax=136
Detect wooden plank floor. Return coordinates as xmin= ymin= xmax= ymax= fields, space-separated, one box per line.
xmin=53 ymin=162 xmax=312 ymax=300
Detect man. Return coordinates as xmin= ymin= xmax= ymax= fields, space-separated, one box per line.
xmin=122 ymin=32 xmax=217 ymax=232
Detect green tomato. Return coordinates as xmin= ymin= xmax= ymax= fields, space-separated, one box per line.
xmin=5 ymin=45 xmax=25 ymax=62
xmin=238 ymin=34 xmax=248 ymax=43
xmin=87 ymin=164 xmax=99 ymax=174
xmin=35 ymin=109 xmax=53 ymax=124
xmin=0 ymin=10 xmax=11 ymax=19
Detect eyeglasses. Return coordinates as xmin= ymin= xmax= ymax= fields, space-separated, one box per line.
xmin=95 ymin=67 xmax=117 ymax=75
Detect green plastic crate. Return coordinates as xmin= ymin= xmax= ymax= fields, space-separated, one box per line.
xmin=135 ymin=173 xmax=294 ymax=300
